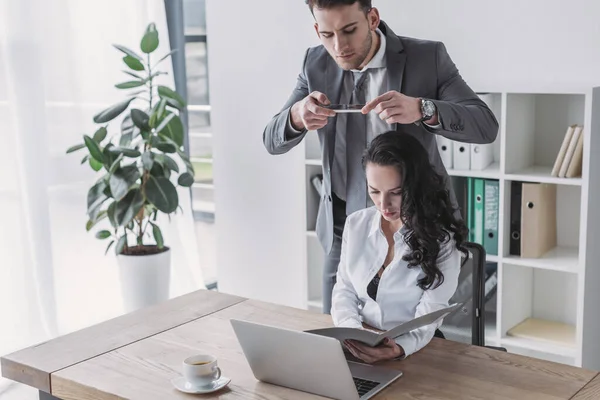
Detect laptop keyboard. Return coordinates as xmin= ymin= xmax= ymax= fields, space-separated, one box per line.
xmin=353 ymin=377 xmax=380 ymax=397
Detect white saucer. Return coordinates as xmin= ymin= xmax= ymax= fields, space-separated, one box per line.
xmin=171 ymin=376 xmax=231 ymax=394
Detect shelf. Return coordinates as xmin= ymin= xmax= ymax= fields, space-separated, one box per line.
xmin=447 ymin=162 xmax=500 ymax=179
xmin=191 ymin=157 xmax=213 ymax=164
xmin=506 ymin=317 xmax=576 ymax=347
xmin=505 ymin=166 xmax=582 ymax=186
xmin=500 ymin=336 xmax=577 ymax=358
xmin=503 ymin=246 xmax=579 ymax=273
xmin=305 ymin=159 xmax=322 ymax=166
xmin=306 ymin=230 xmax=318 ymax=238
xmin=486 ymin=254 xmax=500 ymax=263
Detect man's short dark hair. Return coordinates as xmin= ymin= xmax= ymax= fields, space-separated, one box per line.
xmin=305 ymin=0 xmax=372 ymax=15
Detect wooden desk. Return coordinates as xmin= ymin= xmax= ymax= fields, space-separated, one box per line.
xmin=0 ymin=289 xmax=245 ymax=394
xmin=572 ymin=373 xmax=600 ymax=399
xmin=2 ymin=290 xmax=598 ymax=400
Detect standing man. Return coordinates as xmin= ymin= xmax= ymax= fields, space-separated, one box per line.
xmin=263 ymin=0 xmax=498 ymax=314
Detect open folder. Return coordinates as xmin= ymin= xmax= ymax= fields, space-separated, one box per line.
xmin=305 ymin=303 xmax=463 ymax=347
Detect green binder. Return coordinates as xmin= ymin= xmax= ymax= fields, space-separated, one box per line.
xmin=473 ymin=178 xmax=485 ymax=245
xmin=484 ymin=180 xmax=499 ymax=255
xmin=467 ymin=178 xmax=474 ymax=242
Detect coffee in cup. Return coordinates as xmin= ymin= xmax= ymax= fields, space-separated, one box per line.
xmin=182 ymin=355 xmax=221 ymax=387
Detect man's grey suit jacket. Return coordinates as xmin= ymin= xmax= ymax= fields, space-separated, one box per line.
xmin=263 ymin=21 xmax=499 ymax=254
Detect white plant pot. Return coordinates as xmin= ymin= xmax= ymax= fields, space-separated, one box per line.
xmin=117 ymin=247 xmax=171 ymax=313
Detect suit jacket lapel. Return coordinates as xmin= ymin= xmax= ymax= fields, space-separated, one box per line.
xmin=380 ymin=21 xmax=406 ymax=131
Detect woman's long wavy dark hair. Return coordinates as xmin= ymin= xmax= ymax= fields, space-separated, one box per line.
xmin=363 ymin=131 xmax=468 ymax=290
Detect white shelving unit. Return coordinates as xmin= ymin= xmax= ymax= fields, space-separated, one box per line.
xmin=299 ymin=87 xmax=600 ymax=369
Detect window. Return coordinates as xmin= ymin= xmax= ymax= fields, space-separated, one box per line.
xmin=169 ymin=0 xmax=217 ymax=288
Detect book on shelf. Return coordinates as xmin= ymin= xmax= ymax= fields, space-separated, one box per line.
xmin=551 ymin=124 xmax=584 ymax=178
xmin=305 ymin=303 xmax=462 ymax=347
xmin=565 ymin=132 xmax=584 ymax=178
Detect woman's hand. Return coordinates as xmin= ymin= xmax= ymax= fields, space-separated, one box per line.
xmin=344 ymin=337 xmax=405 ymax=364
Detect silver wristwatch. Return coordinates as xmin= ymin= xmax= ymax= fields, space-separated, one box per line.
xmin=420 ymin=98 xmax=436 ymax=122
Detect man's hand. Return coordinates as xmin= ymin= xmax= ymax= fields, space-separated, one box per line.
xmin=344 ymin=337 xmax=404 ymax=364
xmin=290 ymin=91 xmax=336 ymax=131
xmin=362 ymin=91 xmax=438 ymax=125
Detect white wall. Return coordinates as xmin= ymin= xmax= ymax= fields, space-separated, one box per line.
xmin=206 ymin=0 xmax=600 ymax=307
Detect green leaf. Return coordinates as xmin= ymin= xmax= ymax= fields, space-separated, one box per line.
xmin=66 ymin=143 xmax=86 ymax=154
xmin=113 ymin=44 xmax=143 ymax=60
xmin=87 ymin=181 xmax=109 ymax=220
xmin=93 ymin=127 xmax=108 ymax=143
xmin=86 ymin=210 xmax=108 ymax=231
xmin=177 ymin=172 xmax=194 ymax=187
xmin=81 ymin=155 xmax=90 ymax=164
xmin=155 ymin=112 xmax=175 ymax=133
xmin=156 ymin=142 xmax=177 ymax=153
xmin=107 ymin=201 xmax=118 ymax=228
xmin=93 ymin=98 xmax=134 ymax=123
xmin=157 ymin=85 xmax=186 ymax=109
xmin=96 ymin=230 xmax=112 ymax=239
xmin=153 ymin=49 xmax=177 ymax=69
xmin=120 ymin=133 xmax=133 ymax=147
xmin=89 ymin=157 xmax=103 ymax=171
xmin=102 ymin=144 xmax=119 ymax=170
xmin=130 ymin=109 xmax=150 ymax=131
xmin=150 ymin=162 xmax=164 ymax=178
xmin=144 ymin=175 xmax=178 ymax=213
xmin=84 ymin=135 xmax=104 ymax=163
xmin=142 ymin=151 xmax=154 ymax=170
xmin=150 ymin=222 xmax=164 ymax=249
xmin=109 ymin=165 xmax=141 ymax=201
xmin=115 ymin=80 xmax=146 ymax=89
xmin=105 ymin=240 xmax=115 ymax=255
xmin=123 ymin=55 xmax=145 ymax=71
xmin=122 ymin=70 xmax=144 ymax=80
xmin=108 ymin=146 xmax=142 ymax=158
xmin=109 ymin=153 xmax=124 ymax=174
xmin=140 ymin=23 xmax=159 ymax=54
xmin=177 ymin=172 xmax=195 ymax=187
xmin=157 ymin=113 xmax=184 ymax=147
xmin=114 ymin=189 xmax=145 ymax=227
xmin=156 ymin=98 xmax=167 ymax=120
xmin=115 ymin=234 xmax=128 ymax=255
xmin=155 ymin=154 xmax=179 ymax=173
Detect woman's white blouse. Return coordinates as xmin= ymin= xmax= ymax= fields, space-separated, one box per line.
xmin=331 ymin=206 xmax=461 ymax=358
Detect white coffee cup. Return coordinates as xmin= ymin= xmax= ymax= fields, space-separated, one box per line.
xmin=182 ymin=354 xmax=222 ymax=387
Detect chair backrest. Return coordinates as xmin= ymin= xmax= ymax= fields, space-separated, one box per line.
xmin=440 ymin=242 xmax=486 ymax=346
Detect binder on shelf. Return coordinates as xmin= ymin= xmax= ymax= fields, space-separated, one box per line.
xmin=451 ymin=176 xmax=468 ymax=221
xmin=566 ymin=132 xmax=584 ymax=178
xmin=453 ymin=141 xmax=471 ymax=170
xmin=473 ymin=178 xmax=485 ymax=245
xmin=467 ymin=178 xmax=474 ymax=242
xmin=521 ymin=183 xmax=557 ymax=258
xmin=559 ymin=125 xmax=583 ymax=178
xmin=509 ymin=181 xmax=523 ymax=256
xmin=551 ymin=124 xmax=576 ymax=177
xmin=470 ymin=144 xmax=494 ymax=171
xmin=483 ymin=180 xmax=499 ymax=256
xmin=436 ymin=135 xmax=453 ymax=169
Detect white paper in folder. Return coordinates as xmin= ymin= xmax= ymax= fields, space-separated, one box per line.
xmin=435 ymin=135 xmax=453 ymax=169
xmin=453 ymin=141 xmax=471 ymax=170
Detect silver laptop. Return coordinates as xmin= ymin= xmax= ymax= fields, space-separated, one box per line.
xmin=230 ymin=319 xmax=403 ymax=400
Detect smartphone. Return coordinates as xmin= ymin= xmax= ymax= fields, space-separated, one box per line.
xmin=321 ymin=104 xmax=365 ymax=113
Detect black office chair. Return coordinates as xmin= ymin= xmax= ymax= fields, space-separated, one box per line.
xmin=439 ymin=242 xmax=505 ymax=351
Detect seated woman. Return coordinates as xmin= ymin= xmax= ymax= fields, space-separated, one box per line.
xmin=331 ymin=131 xmax=468 ymax=364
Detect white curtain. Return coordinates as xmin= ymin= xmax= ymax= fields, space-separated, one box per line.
xmin=0 ymin=0 xmax=204 ymax=387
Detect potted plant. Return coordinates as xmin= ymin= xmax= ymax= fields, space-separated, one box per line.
xmin=66 ymin=23 xmax=195 ymax=313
